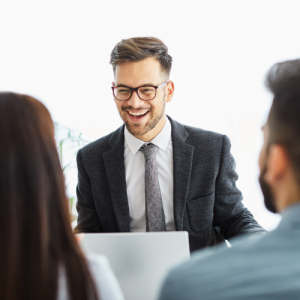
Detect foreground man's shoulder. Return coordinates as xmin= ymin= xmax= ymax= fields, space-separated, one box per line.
xmin=160 ymin=235 xmax=268 ymax=300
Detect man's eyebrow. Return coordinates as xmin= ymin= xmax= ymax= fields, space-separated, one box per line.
xmin=114 ymin=84 xmax=130 ymax=88
xmin=115 ymin=83 xmax=156 ymax=88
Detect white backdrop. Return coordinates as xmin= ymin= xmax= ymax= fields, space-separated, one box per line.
xmin=1 ymin=0 xmax=300 ymax=230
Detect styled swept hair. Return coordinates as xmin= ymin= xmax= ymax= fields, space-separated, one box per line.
xmin=110 ymin=37 xmax=172 ymax=77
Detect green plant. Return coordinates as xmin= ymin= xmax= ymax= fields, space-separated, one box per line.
xmin=55 ymin=123 xmax=87 ymax=171
xmin=54 ymin=122 xmax=88 ymax=221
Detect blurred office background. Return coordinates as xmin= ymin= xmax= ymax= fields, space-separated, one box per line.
xmin=1 ymin=0 xmax=299 ymax=230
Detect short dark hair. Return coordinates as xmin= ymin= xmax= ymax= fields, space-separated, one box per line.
xmin=265 ymin=59 xmax=300 ymax=184
xmin=110 ymin=37 xmax=173 ymax=77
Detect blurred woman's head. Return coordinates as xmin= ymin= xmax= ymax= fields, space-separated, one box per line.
xmin=0 ymin=92 xmax=98 ymax=300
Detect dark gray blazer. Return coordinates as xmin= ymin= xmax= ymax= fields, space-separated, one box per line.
xmin=75 ymin=116 xmax=265 ymax=252
xmin=159 ymin=203 xmax=300 ymax=300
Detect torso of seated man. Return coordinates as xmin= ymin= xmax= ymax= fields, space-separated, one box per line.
xmin=74 ymin=37 xmax=265 ymax=252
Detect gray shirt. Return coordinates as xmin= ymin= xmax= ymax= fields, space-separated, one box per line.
xmin=159 ymin=202 xmax=300 ymax=300
xmin=57 ymin=255 xmax=124 ymax=300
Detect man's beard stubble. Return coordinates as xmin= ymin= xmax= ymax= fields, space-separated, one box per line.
xmin=122 ymin=95 xmax=166 ymax=137
xmin=259 ymin=167 xmax=278 ymax=213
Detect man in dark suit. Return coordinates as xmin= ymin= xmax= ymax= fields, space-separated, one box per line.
xmin=75 ymin=37 xmax=265 ymax=252
xmin=158 ymin=59 xmax=300 ymax=299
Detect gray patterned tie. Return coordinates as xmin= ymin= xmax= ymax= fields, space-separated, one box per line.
xmin=140 ymin=143 xmax=166 ymax=232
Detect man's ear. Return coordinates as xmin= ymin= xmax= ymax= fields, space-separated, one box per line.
xmin=165 ymin=81 xmax=175 ymax=103
xmin=265 ymin=144 xmax=289 ymax=185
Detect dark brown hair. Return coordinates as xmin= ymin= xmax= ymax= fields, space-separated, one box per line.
xmin=110 ymin=37 xmax=172 ymax=77
xmin=265 ymin=59 xmax=300 ymax=184
xmin=0 ymin=92 xmax=99 ymax=300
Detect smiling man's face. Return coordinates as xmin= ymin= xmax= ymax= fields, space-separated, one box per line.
xmin=113 ymin=57 xmax=170 ymax=140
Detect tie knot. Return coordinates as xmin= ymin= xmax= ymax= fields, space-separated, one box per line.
xmin=140 ymin=143 xmax=159 ymax=160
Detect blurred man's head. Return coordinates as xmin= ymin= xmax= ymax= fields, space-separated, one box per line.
xmin=259 ymin=59 xmax=300 ymax=213
xmin=110 ymin=37 xmax=174 ymax=142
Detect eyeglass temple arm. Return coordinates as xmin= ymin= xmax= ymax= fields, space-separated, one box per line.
xmin=157 ymin=81 xmax=169 ymax=88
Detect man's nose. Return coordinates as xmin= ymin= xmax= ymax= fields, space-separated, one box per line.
xmin=127 ymin=90 xmax=145 ymax=108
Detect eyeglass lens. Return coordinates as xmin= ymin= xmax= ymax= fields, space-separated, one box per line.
xmin=114 ymin=86 xmax=156 ymax=101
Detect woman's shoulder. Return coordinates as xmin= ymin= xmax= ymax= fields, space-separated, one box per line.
xmin=86 ymin=254 xmax=112 ymax=280
xmin=86 ymin=254 xmax=110 ymax=268
xmin=86 ymin=254 xmax=124 ymax=300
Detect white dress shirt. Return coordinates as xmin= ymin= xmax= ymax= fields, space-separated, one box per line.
xmin=124 ymin=117 xmax=175 ymax=232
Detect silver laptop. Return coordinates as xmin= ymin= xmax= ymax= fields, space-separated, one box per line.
xmin=80 ymin=232 xmax=190 ymax=300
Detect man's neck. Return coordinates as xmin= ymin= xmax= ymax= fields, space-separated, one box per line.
xmin=275 ymin=178 xmax=300 ymax=212
xmin=135 ymin=114 xmax=167 ymax=142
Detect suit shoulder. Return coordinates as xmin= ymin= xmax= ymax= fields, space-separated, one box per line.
xmin=180 ymin=124 xmax=227 ymax=149
xmin=79 ymin=130 xmax=115 ymax=156
xmin=183 ymin=124 xmax=224 ymax=140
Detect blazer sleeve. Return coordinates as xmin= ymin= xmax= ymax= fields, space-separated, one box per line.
xmin=74 ymin=149 xmax=103 ymax=234
xmin=213 ymin=135 xmax=266 ymax=239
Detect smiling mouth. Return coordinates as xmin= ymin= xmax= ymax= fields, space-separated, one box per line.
xmin=126 ymin=110 xmax=149 ymax=120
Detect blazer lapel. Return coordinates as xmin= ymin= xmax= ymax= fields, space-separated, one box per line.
xmin=103 ymin=125 xmax=130 ymax=232
xmin=169 ymin=117 xmax=194 ymax=231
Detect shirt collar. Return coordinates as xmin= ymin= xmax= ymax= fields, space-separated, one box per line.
xmin=124 ymin=117 xmax=172 ymax=155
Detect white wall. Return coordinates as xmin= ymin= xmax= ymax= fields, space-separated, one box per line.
xmin=1 ymin=0 xmax=300 ymax=230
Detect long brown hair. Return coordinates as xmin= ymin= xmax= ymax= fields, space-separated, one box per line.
xmin=0 ymin=92 xmax=99 ymax=300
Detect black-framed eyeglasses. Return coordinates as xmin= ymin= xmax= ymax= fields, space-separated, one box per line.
xmin=111 ymin=81 xmax=169 ymax=101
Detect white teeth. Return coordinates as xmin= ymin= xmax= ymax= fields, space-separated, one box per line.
xmin=128 ymin=111 xmax=148 ymax=116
